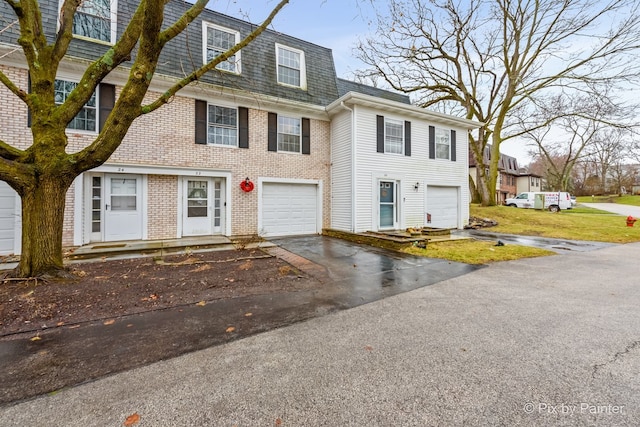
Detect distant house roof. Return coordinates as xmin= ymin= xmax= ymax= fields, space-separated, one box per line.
xmin=468 ymin=145 xmax=520 ymax=174
xmin=336 ymin=78 xmax=411 ymax=104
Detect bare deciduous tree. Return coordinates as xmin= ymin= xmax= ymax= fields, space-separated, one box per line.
xmin=355 ymin=0 xmax=640 ymax=205
xmin=0 ymin=0 xmax=289 ymax=278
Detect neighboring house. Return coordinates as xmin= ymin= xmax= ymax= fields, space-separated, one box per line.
xmin=516 ymin=168 xmax=543 ymax=193
xmin=469 ymin=146 xmax=521 ymax=204
xmin=0 ymin=0 xmax=478 ymax=256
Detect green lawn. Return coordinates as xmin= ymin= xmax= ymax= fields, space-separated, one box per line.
xmin=471 ymin=204 xmax=640 ymax=243
xmin=577 ymin=194 xmax=640 ymax=206
xmin=404 ymin=202 xmax=640 ymax=265
xmin=405 ymin=239 xmax=554 ymax=265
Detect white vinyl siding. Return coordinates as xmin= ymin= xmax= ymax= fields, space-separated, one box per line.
xmin=330 ymin=104 xmax=469 ymax=232
xmin=330 ymin=110 xmax=353 ymax=231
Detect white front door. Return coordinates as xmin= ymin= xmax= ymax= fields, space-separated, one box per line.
xmin=183 ymin=178 xmax=224 ymax=236
xmin=379 ymin=180 xmax=398 ymax=230
xmin=104 ymin=174 xmax=143 ymax=241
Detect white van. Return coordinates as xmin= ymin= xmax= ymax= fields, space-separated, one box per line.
xmin=505 ymin=192 xmax=573 ymax=212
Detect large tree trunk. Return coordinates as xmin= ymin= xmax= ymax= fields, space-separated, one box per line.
xmin=16 ymin=176 xmax=73 ymax=278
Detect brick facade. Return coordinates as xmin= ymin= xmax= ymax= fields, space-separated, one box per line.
xmin=1 ymin=64 xmax=331 ymax=244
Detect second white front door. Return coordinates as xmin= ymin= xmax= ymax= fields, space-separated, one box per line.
xmin=104 ymin=174 xmax=143 ymax=241
xmin=183 ymin=178 xmax=224 ymax=236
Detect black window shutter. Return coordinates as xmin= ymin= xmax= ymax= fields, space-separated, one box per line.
xmin=450 ymin=129 xmax=457 ymax=161
xmin=98 ymin=83 xmax=115 ymax=132
xmin=195 ymin=100 xmax=207 ymax=145
xmin=376 ymin=115 xmax=384 ymax=153
xmin=404 ymin=121 xmax=411 ymax=156
xmin=238 ymin=107 xmax=249 ymax=149
xmin=268 ymin=112 xmax=278 ymax=152
xmin=302 ymin=117 xmax=310 ymax=155
xmin=428 ymin=125 xmax=435 ymax=159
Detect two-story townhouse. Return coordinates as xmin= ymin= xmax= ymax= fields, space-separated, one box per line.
xmin=329 ymin=81 xmax=478 ymax=231
xmin=0 ymin=0 xmax=479 ymax=256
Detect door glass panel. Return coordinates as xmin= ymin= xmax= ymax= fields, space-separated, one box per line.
xmin=92 ymin=176 xmax=102 ymax=232
xmin=379 ymin=181 xmax=395 ymax=228
xmin=110 ymin=178 xmax=137 ymax=211
xmin=187 ymin=180 xmax=208 ymax=218
xmin=214 ymin=180 xmax=222 ymax=227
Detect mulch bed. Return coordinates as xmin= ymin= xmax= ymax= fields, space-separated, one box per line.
xmin=0 ymin=248 xmax=314 ymax=337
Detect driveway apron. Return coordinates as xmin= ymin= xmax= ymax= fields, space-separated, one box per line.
xmin=0 ymin=236 xmax=479 ymax=404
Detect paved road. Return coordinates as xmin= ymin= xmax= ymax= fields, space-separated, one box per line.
xmin=581 ymin=202 xmax=640 ymax=217
xmin=1 ymin=241 xmax=639 ymax=426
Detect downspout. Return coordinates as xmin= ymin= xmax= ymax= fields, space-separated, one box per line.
xmin=340 ymin=100 xmax=357 ymax=233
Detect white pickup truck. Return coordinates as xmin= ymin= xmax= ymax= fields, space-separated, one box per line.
xmin=505 ymin=191 xmax=573 ymax=212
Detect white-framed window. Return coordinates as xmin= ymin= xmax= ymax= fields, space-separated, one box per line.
xmin=68 ymin=0 xmax=118 ymax=43
xmin=202 ymin=22 xmax=241 ymax=73
xmin=54 ymin=79 xmax=97 ymax=132
xmin=276 ymin=44 xmax=306 ymax=89
xmin=435 ymin=128 xmax=450 ymax=160
xmin=384 ymin=118 xmax=404 ymax=154
xmin=277 ymin=115 xmax=301 ymax=153
xmin=207 ymin=104 xmax=237 ymax=146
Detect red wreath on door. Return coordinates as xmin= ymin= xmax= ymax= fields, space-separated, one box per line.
xmin=240 ymin=178 xmax=254 ymax=192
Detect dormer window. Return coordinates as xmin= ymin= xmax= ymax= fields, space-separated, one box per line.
xmin=68 ymin=0 xmax=117 ymax=43
xmin=203 ymin=23 xmax=241 ymax=74
xmin=276 ymin=44 xmax=306 ymax=89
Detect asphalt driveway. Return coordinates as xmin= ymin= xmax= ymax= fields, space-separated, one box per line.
xmin=2 ymin=239 xmax=639 ymax=426
xmin=0 ymin=236 xmax=479 ymax=405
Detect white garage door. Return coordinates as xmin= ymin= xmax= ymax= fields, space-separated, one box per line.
xmin=262 ymin=183 xmax=319 ymax=236
xmin=0 ymin=181 xmax=20 ymax=255
xmin=427 ymin=186 xmax=458 ymax=229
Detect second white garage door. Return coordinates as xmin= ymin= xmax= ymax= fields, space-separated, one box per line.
xmin=261 ymin=182 xmax=319 ymax=237
xmin=426 ymin=186 xmax=459 ymax=229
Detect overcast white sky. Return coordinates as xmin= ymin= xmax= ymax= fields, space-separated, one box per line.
xmin=211 ymin=0 xmax=533 ymax=163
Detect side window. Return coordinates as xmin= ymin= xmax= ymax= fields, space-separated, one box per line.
xmin=277 ymin=116 xmax=301 ymax=153
xmin=276 ymin=44 xmax=306 ymax=89
xmin=267 ymin=113 xmax=310 ymax=154
xmin=54 ymin=79 xmax=97 ymax=132
xmin=208 ymin=105 xmax=237 ymax=146
xmin=195 ymin=101 xmax=248 ymax=148
xmin=384 ymin=119 xmax=403 ymax=154
xmin=376 ymin=115 xmax=411 ymax=156
xmin=69 ymin=0 xmax=117 ymax=43
xmin=202 ymin=22 xmax=241 ymax=73
xmin=435 ymin=128 xmax=450 ymax=160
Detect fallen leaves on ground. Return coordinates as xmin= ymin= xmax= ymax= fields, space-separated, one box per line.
xmin=238 ymin=260 xmax=253 ymax=271
xmin=123 ymin=412 xmax=140 ymax=426
xmin=196 ymin=301 xmax=206 ymax=306
xmin=226 ymin=326 xmax=236 ymax=333
xmin=103 ymin=319 xmax=115 ymax=325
